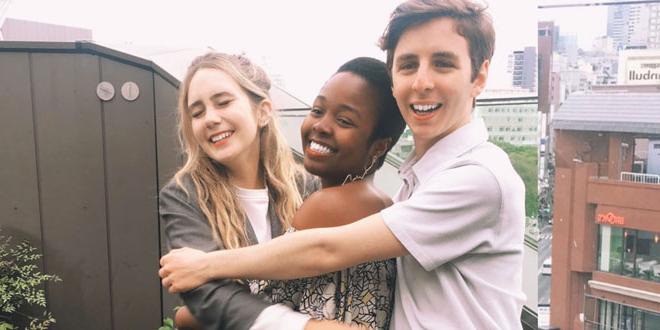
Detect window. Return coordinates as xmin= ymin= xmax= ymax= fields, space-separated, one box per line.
xmin=598 ymin=225 xmax=623 ymax=274
xmin=598 ymin=225 xmax=660 ymax=283
xmin=623 ymin=229 xmax=637 ymax=277
xmin=584 ymin=295 xmax=660 ymax=330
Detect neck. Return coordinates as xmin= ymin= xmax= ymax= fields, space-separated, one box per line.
xmin=226 ymin=161 xmax=264 ymax=189
xmin=321 ymin=173 xmax=374 ymax=189
xmin=414 ymin=116 xmax=472 ymax=160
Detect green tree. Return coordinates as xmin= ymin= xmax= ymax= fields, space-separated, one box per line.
xmin=490 ymin=140 xmax=538 ymax=218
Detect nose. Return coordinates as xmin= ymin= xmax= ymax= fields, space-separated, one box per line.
xmin=411 ymin=65 xmax=434 ymax=93
xmin=311 ymin=115 xmax=332 ymax=135
xmin=203 ymin=109 xmax=222 ymax=128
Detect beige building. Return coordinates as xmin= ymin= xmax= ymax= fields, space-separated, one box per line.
xmin=476 ymin=90 xmax=539 ymax=146
xmin=618 ymin=48 xmax=660 ymax=85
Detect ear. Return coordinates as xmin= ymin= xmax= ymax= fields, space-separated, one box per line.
xmin=471 ymin=59 xmax=489 ymax=98
xmin=257 ymin=99 xmax=273 ymax=127
xmin=369 ymin=137 xmax=392 ymax=159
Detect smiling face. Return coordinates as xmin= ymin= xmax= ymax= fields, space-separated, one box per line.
xmin=391 ymin=17 xmax=488 ymax=158
xmin=301 ymin=72 xmax=381 ymax=187
xmin=187 ymin=68 xmax=263 ymax=170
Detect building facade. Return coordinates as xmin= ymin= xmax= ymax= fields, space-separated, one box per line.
xmin=508 ymin=47 xmax=538 ymax=91
xmin=0 ymin=18 xmax=91 ymax=42
xmin=475 ymin=91 xmax=539 ymax=146
xmin=550 ymin=91 xmax=660 ymax=330
xmin=617 ymin=48 xmax=660 ymax=86
xmin=607 ymin=3 xmax=660 ymax=50
xmin=539 ymin=21 xmax=555 ymax=115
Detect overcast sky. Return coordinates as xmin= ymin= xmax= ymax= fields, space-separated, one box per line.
xmin=538 ymin=1 xmax=608 ymax=50
xmin=6 ymin=0 xmax=536 ymax=104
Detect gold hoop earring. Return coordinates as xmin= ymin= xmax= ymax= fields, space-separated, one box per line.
xmin=342 ymin=155 xmax=378 ymax=185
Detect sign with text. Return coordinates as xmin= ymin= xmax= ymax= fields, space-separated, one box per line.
xmin=618 ymin=49 xmax=660 ymax=85
xmin=596 ymin=212 xmax=625 ymax=226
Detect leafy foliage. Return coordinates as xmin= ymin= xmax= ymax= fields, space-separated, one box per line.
xmin=490 ymin=140 xmax=539 ymax=218
xmin=0 ymin=231 xmax=60 ymax=330
xmin=158 ymin=317 xmax=175 ymax=330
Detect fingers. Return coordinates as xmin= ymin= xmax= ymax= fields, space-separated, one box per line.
xmin=161 ymin=275 xmax=183 ymax=293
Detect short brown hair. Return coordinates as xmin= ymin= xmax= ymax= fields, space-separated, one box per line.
xmin=378 ymin=0 xmax=495 ymax=81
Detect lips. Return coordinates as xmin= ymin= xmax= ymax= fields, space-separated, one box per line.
xmin=209 ymin=130 xmax=233 ymax=145
xmin=410 ymin=103 xmax=442 ymax=114
xmin=306 ymin=140 xmax=337 ymax=156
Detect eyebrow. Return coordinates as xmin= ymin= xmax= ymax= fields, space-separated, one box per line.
xmin=315 ymin=95 xmax=361 ymax=118
xmin=432 ymin=51 xmax=460 ymax=65
xmin=394 ymin=53 xmax=417 ymax=64
xmin=188 ymin=91 xmax=232 ymax=109
xmin=394 ymin=51 xmax=460 ymax=65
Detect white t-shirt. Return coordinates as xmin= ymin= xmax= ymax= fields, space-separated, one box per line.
xmin=235 ymin=186 xmax=271 ymax=244
xmin=381 ymin=118 xmax=526 ymax=330
xmin=239 ymin=186 xmax=312 ymax=330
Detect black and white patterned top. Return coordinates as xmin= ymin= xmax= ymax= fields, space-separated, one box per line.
xmin=254 ymin=228 xmax=396 ymax=329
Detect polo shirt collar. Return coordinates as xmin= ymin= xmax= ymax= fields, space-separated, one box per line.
xmin=399 ymin=117 xmax=489 ymax=183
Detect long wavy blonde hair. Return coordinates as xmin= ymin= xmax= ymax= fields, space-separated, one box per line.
xmin=174 ymin=52 xmax=303 ymax=249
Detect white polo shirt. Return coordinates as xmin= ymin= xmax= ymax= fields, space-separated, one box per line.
xmin=381 ymin=118 xmax=526 ymax=330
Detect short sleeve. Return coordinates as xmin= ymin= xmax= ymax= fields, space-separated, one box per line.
xmin=380 ymin=164 xmax=502 ymax=271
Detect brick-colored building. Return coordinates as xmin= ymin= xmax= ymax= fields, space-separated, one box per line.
xmin=550 ymin=91 xmax=660 ymax=329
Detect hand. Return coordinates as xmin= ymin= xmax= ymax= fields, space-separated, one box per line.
xmin=174 ymin=306 xmax=202 ymax=330
xmin=159 ymin=247 xmax=210 ymax=293
xmin=305 ymin=319 xmax=370 ymax=330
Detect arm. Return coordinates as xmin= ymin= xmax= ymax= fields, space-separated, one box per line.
xmin=161 ymin=165 xmax=505 ymax=292
xmin=160 ymin=212 xmax=407 ymax=291
xmin=159 ymin=179 xmax=272 ymax=330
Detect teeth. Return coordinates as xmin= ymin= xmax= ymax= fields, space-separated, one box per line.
xmin=411 ymin=104 xmax=441 ymax=112
xmin=211 ymin=132 xmax=232 ymax=142
xmin=309 ymin=141 xmax=333 ymax=154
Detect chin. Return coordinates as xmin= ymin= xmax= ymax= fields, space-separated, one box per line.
xmin=303 ymin=162 xmax=325 ymax=177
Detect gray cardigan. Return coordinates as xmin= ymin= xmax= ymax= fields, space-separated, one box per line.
xmin=159 ymin=172 xmax=319 ymax=330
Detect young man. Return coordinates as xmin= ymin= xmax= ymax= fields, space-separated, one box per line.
xmin=160 ymin=1 xmax=526 ymax=329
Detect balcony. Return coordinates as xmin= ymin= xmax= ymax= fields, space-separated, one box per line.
xmin=621 ymin=171 xmax=660 ymax=185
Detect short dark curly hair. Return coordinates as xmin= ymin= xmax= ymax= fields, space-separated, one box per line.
xmin=336 ymin=57 xmax=406 ymax=170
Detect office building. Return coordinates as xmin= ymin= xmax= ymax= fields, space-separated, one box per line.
xmin=508 ymin=47 xmax=537 ymax=91
xmin=549 ymin=90 xmax=660 ymax=329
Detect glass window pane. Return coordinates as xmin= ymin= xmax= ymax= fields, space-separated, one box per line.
xmin=642 ymin=309 xmax=660 ymax=330
xmin=651 ymin=232 xmax=660 ymax=283
xmin=624 ymin=229 xmax=638 ymax=277
xmin=635 ymin=231 xmax=658 ymax=281
xmin=599 ymin=225 xmax=624 ymax=274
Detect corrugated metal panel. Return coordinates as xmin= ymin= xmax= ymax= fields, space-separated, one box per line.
xmin=30 ymin=52 xmax=113 ymax=328
xmin=0 ymin=52 xmax=42 ymax=249
xmin=154 ymin=73 xmax=184 ymax=319
xmin=0 ymin=42 xmax=183 ymax=329
xmin=552 ymin=92 xmax=660 ymax=134
xmin=100 ymin=57 xmax=161 ymax=329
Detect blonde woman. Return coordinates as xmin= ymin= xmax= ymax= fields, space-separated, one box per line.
xmin=159 ymin=52 xmax=318 ymax=330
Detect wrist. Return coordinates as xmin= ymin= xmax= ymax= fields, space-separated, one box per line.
xmin=200 ymin=251 xmax=214 ymax=281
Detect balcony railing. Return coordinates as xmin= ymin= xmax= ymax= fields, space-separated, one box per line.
xmin=620 ymin=171 xmax=660 ymax=185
